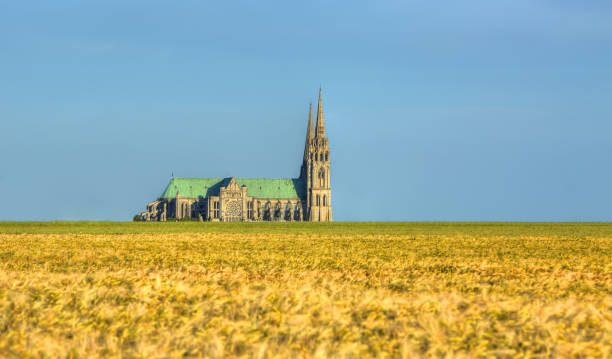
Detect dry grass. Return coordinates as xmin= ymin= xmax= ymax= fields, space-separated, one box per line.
xmin=0 ymin=228 xmax=611 ymax=358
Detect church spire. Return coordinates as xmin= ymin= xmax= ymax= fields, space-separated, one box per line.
xmin=316 ymin=87 xmax=325 ymax=137
xmin=303 ymin=103 xmax=314 ymax=160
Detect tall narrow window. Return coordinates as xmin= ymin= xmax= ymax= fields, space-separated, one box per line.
xmin=265 ymin=202 xmax=271 ymax=220
xmin=323 ymin=195 xmax=326 ymax=206
xmin=316 ymin=195 xmax=320 ymax=206
xmin=247 ymin=202 xmax=253 ymax=219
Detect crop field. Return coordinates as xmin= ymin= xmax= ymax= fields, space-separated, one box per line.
xmin=0 ymin=222 xmax=611 ymax=358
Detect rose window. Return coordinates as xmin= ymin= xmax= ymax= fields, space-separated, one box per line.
xmin=226 ymin=200 xmax=242 ymax=217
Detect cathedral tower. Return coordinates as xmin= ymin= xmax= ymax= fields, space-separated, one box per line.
xmin=301 ymin=88 xmax=332 ymax=222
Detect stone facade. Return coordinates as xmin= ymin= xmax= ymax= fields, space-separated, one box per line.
xmin=139 ymin=88 xmax=332 ymax=222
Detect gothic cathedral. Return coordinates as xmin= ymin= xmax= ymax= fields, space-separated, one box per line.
xmin=139 ymin=88 xmax=332 ymax=222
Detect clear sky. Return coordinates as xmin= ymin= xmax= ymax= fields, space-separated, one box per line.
xmin=1 ymin=1 xmax=611 ymax=221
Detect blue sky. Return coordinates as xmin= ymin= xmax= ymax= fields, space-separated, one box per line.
xmin=1 ymin=1 xmax=611 ymax=221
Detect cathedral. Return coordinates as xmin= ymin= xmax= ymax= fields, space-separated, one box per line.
xmin=139 ymin=88 xmax=332 ymax=222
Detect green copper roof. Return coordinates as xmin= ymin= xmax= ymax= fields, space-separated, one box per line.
xmin=160 ymin=177 xmax=306 ymax=199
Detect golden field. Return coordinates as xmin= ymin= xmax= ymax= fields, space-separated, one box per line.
xmin=0 ymin=222 xmax=611 ymax=358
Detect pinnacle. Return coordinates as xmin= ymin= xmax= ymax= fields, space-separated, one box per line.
xmin=316 ymin=87 xmax=325 ymax=137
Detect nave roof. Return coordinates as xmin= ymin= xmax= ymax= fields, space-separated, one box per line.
xmin=160 ymin=177 xmax=305 ymax=200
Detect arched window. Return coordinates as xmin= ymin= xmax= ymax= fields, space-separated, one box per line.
xmin=325 ymin=152 xmax=328 ymax=161
xmin=265 ymin=202 xmax=271 ymax=220
xmin=294 ymin=203 xmax=300 ymax=221
xmin=285 ymin=203 xmax=293 ymax=221
xmin=316 ymin=195 xmax=320 ymax=206
xmin=319 ymin=169 xmax=325 ymax=187
xmin=323 ymin=195 xmax=326 ymax=206
xmin=319 ymin=153 xmax=323 ymax=161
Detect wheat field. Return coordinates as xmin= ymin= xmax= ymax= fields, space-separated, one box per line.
xmin=0 ymin=222 xmax=610 ymax=358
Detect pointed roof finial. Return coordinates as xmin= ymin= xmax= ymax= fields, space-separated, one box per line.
xmin=303 ymin=103 xmax=315 ymax=160
xmin=316 ymin=87 xmax=325 ymax=137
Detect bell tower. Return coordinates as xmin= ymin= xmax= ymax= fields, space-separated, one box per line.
xmin=301 ymin=88 xmax=332 ymax=222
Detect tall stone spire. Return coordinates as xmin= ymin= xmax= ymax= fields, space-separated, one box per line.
xmin=303 ymin=103 xmax=314 ymax=160
xmin=316 ymin=87 xmax=325 ymax=137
